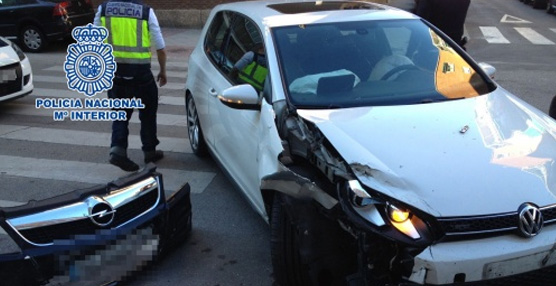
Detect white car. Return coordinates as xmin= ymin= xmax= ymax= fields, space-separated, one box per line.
xmin=0 ymin=36 xmax=33 ymax=103
xmin=185 ymin=1 xmax=556 ymax=285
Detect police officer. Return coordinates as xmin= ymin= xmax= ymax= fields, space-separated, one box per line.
xmin=94 ymin=0 xmax=167 ymax=172
xmin=230 ymin=43 xmax=267 ymax=92
xmin=415 ymin=0 xmax=471 ymax=49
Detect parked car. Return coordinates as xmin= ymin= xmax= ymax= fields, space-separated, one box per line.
xmin=0 ymin=36 xmax=33 ymax=102
xmin=0 ymin=0 xmax=94 ymax=52
xmin=521 ymin=0 xmax=553 ymax=9
xmin=185 ymin=1 xmax=556 ymax=285
xmin=0 ymin=164 xmax=192 ymax=285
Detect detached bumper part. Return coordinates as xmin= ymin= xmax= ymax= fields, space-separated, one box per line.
xmin=0 ymin=164 xmax=192 ymax=285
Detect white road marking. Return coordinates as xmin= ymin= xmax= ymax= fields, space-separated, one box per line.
xmin=34 ymin=75 xmax=185 ymax=90
xmin=500 ymin=14 xmax=531 ymax=24
xmin=514 ymin=27 xmax=555 ymax=45
xmin=0 ymin=155 xmax=214 ymax=194
xmin=43 ymin=66 xmax=188 ymax=79
xmin=0 ymin=125 xmax=190 ymax=153
xmin=3 ymin=102 xmax=187 ymax=126
xmin=31 ymin=88 xmax=184 ymax=106
xmin=551 ymin=28 xmax=556 ymax=34
xmin=479 ymin=26 xmax=510 ymax=44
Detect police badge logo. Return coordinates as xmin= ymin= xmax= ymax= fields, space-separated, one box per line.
xmin=64 ymin=24 xmax=116 ymax=97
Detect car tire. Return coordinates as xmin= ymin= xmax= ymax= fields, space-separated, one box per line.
xmin=549 ymin=95 xmax=556 ymax=119
xmin=186 ymin=93 xmax=208 ymax=156
xmin=19 ymin=25 xmax=47 ymax=52
xmin=270 ymin=193 xmax=357 ymax=286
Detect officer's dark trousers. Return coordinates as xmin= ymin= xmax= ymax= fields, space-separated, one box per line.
xmin=108 ymin=69 xmax=159 ymax=155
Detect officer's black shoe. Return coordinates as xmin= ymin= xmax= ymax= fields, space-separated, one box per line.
xmin=110 ymin=154 xmax=140 ymax=172
xmin=144 ymin=150 xmax=164 ymax=163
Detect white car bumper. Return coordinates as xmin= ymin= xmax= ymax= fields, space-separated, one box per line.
xmin=408 ymin=225 xmax=556 ymax=284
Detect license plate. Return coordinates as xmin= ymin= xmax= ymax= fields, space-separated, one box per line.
xmin=0 ymin=68 xmax=17 ymax=83
xmin=47 ymin=228 xmax=160 ymax=286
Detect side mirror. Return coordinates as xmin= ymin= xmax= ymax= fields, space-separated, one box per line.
xmin=218 ymin=84 xmax=260 ymax=110
xmin=478 ymin=62 xmax=496 ymax=79
xmin=550 ymin=95 xmax=556 ymax=120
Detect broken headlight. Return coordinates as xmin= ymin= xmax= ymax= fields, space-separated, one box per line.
xmin=342 ymin=180 xmax=435 ymax=246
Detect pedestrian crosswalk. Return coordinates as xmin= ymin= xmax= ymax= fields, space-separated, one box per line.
xmin=476 ymin=26 xmax=556 ymax=45
xmin=0 ymin=48 xmax=216 ymax=207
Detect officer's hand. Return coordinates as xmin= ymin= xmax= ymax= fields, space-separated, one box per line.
xmin=157 ymin=71 xmax=167 ymax=87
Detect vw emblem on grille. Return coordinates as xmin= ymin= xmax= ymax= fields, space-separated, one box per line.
xmin=87 ymin=197 xmax=116 ymax=227
xmin=518 ymin=203 xmax=543 ymax=238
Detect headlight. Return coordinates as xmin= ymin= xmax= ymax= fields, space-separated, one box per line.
xmin=9 ymin=41 xmax=26 ymax=61
xmin=0 ymin=224 xmax=21 ymax=255
xmin=386 ymin=203 xmax=420 ymax=239
xmin=387 ymin=203 xmax=410 ymax=223
xmin=346 ymin=180 xmax=428 ymax=241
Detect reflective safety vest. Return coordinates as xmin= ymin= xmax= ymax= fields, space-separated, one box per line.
xmin=100 ymin=0 xmax=151 ymax=64
xmin=238 ymin=55 xmax=268 ymax=91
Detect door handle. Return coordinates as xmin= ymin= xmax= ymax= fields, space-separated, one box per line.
xmin=208 ymin=88 xmax=217 ymax=97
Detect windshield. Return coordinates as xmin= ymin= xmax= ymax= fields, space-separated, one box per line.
xmin=272 ymin=19 xmax=492 ymax=108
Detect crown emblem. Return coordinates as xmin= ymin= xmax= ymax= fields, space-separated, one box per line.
xmin=65 ymin=24 xmax=116 ymax=97
xmin=72 ymin=23 xmax=109 ymax=44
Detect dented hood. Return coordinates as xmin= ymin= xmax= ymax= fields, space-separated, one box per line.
xmin=297 ymin=90 xmax=556 ymax=217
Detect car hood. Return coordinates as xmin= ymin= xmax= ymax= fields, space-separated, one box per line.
xmin=0 ymin=46 xmax=19 ymax=66
xmin=297 ymin=89 xmax=556 ymax=217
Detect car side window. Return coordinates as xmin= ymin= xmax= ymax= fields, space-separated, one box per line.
xmin=204 ymin=11 xmax=232 ymax=72
xmin=204 ymin=10 xmax=267 ymax=90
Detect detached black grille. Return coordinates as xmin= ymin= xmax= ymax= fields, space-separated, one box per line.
xmin=438 ymin=204 xmax=556 ymax=239
xmin=0 ymin=63 xmax=22 ymax=97
xmin=18 ymin=189 xmax=159 ymax=245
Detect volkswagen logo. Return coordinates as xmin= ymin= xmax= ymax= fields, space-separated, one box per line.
xmin=86 ymin=197 xmax=116 ymax=227
xmin=517 ymin=203 xmax=543 ymax=238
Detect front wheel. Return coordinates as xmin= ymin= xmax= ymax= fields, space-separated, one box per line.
xmin=270 ymin=193 xmax=357 ymax=286
xmin=186 ymin=93 xmax=208 ymax=156
xmin=19 ymin=25 xmax=47 ymax=52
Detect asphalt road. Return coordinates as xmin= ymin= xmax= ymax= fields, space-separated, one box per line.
xmin=0 ymin=0 xmax=555 ymax=285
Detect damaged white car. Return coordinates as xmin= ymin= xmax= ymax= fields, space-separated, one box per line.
xmin=185 ymin=1 xmax=556 ymax=285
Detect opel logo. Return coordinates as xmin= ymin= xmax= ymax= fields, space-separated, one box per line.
xmin=86 ymin=197 xmax=116 ymax=227
xmin=518 ymin=203 xmax=543 ymax=238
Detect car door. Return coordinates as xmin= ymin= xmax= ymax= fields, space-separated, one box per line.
xmin=0 ymin=0 xmax=20 ymax=38
xmin=189 ymin=10 xmax=236 ymax=148
xmin=209 ymin=13 xmax=277 ymax=213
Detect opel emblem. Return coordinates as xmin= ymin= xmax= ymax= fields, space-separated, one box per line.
xmin=87 ymin=197 xmax=116 ymax=227
xmin=517 ymin=203 xmax=543 ymax=238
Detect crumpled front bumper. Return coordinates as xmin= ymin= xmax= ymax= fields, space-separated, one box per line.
xmin=407 ymin=225 xmax=556 ymax=285
xmin=0 ymin=164 xmax=192 ymax=285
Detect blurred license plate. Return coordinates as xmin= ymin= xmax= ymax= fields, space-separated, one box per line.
xmin=0 ymin=69 xmax=17 ymax=83
xmin=48 ymin=228 xmax=159 ymax=286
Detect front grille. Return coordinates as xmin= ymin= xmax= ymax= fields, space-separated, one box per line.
xmin=15 ymin=186 xmax=159 ymax=245
xmin=0 ymin=63 xmax=22 ymax=97
xmin=438 ymin=204 xmax=556 ymax=239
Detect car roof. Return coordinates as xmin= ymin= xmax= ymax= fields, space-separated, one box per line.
xmin=213 ymin=0 xmax=418 ymax=28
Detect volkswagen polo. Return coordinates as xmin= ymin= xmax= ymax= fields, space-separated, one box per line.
xmin=185 ymin=1 xmax=556 ymax=285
